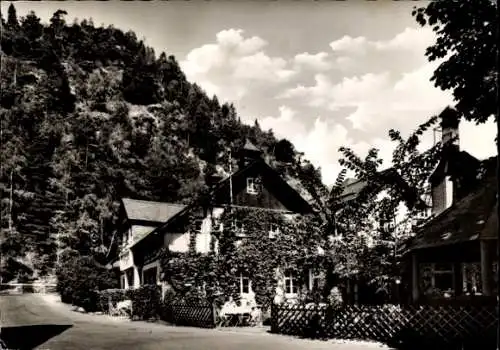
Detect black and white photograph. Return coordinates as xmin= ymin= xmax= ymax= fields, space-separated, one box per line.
xmin=0 ymin=0 xmax=498 ymax=349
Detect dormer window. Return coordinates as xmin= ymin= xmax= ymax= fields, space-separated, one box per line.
xmin=247 ymin=177 xmax=261 ymax=195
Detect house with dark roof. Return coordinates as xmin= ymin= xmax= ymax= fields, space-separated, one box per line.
xmin=115 ymin=198 xmax=186 ymax=289
xmin=115 ymin=140 xmax=316 ymax=300
xmin=403 ymin=107 xmax=498 ymax=303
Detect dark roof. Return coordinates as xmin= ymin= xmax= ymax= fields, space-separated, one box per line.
xmin=332 ymin=168 xmax=417 ymax=208
xmin=337 ymin=177 xmax=368 ymax=202
xmin=407 ymin=169 xmax=497 ymax=251
xmin=429 ymin=147 xmax=479 ymax=185
xmin=121 ymin=198 xmax=186 ymax=223
xmin=129 ymin=159 xmax=315 ymax=251
xmin=211 ymin=159 xmax=314 ymax=213
xmin=242 ymin=139 xmax=262 ymax=153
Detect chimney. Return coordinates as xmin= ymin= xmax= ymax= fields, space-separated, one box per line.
xmin=439 ymin=107 xmax=460 ymax=147
xmin=430 ymin=107 xmax=460 ymax=216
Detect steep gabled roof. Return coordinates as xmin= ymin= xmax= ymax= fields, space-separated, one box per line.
xmin=407 ymin=158 xmax=497 ymax=251
xmin=211 ymin=159 xmax=315 ymax=214
xmin=130 ymin=158 xmax=315 ymax=251
xmin=121 ymin=198 xmax=187 ymax=224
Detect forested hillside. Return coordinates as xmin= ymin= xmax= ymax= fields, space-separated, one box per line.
xmin=0 ymin=5 xmax=323 ymax=281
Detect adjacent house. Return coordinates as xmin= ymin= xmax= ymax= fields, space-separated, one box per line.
xmin=115 ymin=140 xmax=317 ymax=302
xmin=403 ymin=107 xmax=498 ymax=303
xmin=115 ymin=198 xmax=186 ymax=289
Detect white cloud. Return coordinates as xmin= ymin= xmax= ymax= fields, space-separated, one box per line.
xmin=373 ymin=27 xmax=435 ymax=52
xmin=294 ymin=52 xmax=332 ymax=71
xmin=260 ymin=105 xmax=306 ymax=137
xmin=329 ymin=35 xmax=368 ymax=54
xmin=259 ymin=106 xmax=397 ymax=186
xmin=234 ymin=52 xmax=295 ymax=82
xmin=329 ymin=27 xmax=435 ymax=71
xmin=330 ymin=27 xmax=434 ymax=55
xmin=278 ymin=61 xmax=453 ymax=135
xmin=181 ymin=29 xmax=296 ymax=101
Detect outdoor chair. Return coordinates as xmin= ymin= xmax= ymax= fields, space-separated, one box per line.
xmin=249 ymin=306 xmax=263 ymax=326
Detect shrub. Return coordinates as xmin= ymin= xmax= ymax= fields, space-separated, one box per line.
xmin=56 ymin=252 xmax=118 ymax=312
xmin=98 ymin=288 xmax=127 ymax=313
xmin=127 ymin=285 xmax=161 ymax=320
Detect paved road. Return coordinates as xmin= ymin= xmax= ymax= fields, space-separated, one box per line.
xmin=0 ymin=294 xmax=389 ymax=350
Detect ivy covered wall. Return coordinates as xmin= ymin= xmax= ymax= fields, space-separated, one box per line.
xmin=159 ymin=207 xmax=331 ymax=306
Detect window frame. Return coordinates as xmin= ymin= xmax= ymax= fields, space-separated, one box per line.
xmin=308 ymin=268 xmax=321 ymax=291
xmin=246 ymin=177 xmax=260 ymax=195
xmin=142 ymin=262 xmax=160 ymax=286
xmin=232 ymin=219 xmax=247 ymax=238
xmin=194 ymin=219 xmax=204 ymax=233
xmin=269 ymin=223 xmax=280 ymax=239
xmin=462 ymin=262 xmax=482 ymax=295
xmin=431 ymin=263 xmax=454 ymax=295
xmin=284 ymin=271 xmax=298 ymax=296
xmin=239 ymin=273 xmax=252 ymax=295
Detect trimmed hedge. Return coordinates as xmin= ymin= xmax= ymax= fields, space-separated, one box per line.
xmin=98 ymin=288 xmax=128 ymax=313
xmin=56 ymin=253 xmax=118 ymax=312
xmin=127 ymin=285 xmax=161 ymax=320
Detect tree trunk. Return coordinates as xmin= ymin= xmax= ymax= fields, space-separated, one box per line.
xmin=12 ymin=62 xmax=17 ymax=87
xmin=9 ymin=169 xmax=13 ymax=232
xmin=85 ymin=141 xmax=89 ymax=169
xmin=496 ymin=111 xmax=500 ymax=349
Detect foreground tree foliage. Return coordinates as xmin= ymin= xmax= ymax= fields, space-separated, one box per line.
xmin=412 ymin=0 xmax=498 ymax=123
xmin=329 ymin=118 xmax=443 ymax=291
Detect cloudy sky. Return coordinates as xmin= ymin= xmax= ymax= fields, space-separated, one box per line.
xmin=5 ymin=0 xmax=496 ymax=186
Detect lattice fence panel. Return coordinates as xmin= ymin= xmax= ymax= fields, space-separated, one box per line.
xmin=161 ymin=303 xmax=216 ymax=328
xmin=271 ymin=303 xmax=497 ymax=348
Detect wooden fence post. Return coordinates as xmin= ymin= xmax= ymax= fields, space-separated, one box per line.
xmin=270 ymin=303 xmax=276 ymax=333
xmin=212 ymin=303 xmax=217 ymax=328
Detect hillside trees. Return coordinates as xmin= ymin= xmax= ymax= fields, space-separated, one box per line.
xmin=0 ymin=5 xmax=314 ymax=281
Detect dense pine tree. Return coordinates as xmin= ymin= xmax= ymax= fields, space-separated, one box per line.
xmin=0 ymin=6 xmax=318 ymax=281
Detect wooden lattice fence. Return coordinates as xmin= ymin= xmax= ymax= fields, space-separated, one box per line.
xmin=160 ymin=303 xmax=216 ymax=328
xmin=271 ymin=303 xmax=498 ymax=349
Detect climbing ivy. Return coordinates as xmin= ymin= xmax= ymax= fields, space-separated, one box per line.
xmin=159 ymin=207 xmax=328 ymax=306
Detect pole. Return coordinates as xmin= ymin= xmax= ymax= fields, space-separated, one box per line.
xmin=496 ymin=89 xmax=500 ymax=350
xmin=496 ymin=108 xmax=500 ymax=350
xmin=229 ymin=150 xmax=233 ymax=207
xmin=496 ymin=2 xmax=500 ymax=347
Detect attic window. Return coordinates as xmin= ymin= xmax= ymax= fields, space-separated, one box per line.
xmin=247 ymin=177 xmax=261 ymax=195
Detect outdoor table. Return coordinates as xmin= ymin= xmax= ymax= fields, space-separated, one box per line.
xmin=219 ymin=306 xmax=252 ymax=327
xmin=222 ymin=312 xmax=250 ymax=326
